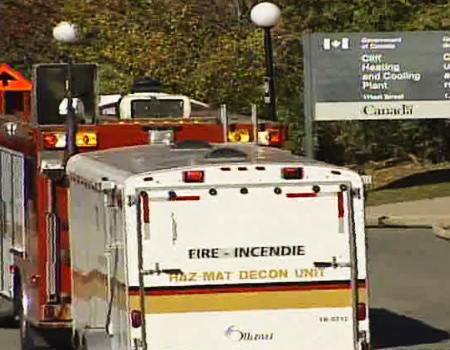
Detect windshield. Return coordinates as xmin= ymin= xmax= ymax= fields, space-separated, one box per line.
xmin=131 ymin=99 xmax=184 ymax=118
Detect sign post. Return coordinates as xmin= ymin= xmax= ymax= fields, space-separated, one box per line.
xmin=303 ymin=31 xmax=450 ymax=158
xmin=32 ymin=63 xmax=99 ymax=126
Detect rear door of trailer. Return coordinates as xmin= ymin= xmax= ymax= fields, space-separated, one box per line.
xmin=129 ymin=163 xmax=364 ymax=350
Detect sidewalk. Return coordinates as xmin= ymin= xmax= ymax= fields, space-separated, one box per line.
xmin=365 ymin=196 xmax=450 ymax=239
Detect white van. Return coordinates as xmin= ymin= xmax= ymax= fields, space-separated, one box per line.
xmin=66 ymin=141 xmax=370 ymax=350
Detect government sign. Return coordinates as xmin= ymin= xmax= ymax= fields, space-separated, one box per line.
xmin=303 ymin=31 xmax=450 ymax=121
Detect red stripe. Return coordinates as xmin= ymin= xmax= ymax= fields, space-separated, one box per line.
xmin=286 ymin=192 xmax=317 ymax=198
xmin=338 ymin=191 xmax=344 ymax=218
xmin=170 ymin=195 xmax=200 ymax=201
xmin=141 ymin=192 xmax=150 ymax=223
xmin=129 ymin=280 xmax=366 ymax=296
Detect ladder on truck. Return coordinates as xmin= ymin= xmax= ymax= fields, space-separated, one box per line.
xmin=135 ymin=191 xmax=183 ymax=350
xmin=313 ymin=184 xmax=364 ymax=350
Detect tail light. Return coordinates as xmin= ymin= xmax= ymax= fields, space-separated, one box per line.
xmin=42 ymin=131 xmax=98 ymax=150
xmin=269 ymin=130 xmax=281 ymax=146
xmin=43 ymin=132 xmax=65 ymax=149
xmin=281 ymin=167 xmax=304 ymax=180
xmin=130 ymin=310 xmax=143 ymax=328
xmin=30 ymin=274 xmax=40 ymax=285
xmin=228 ymin=129 xmax=251 ymax=142
xmin=357 ymin=302 xmax=367 ymax=320
xmin=258 ymin=129 xmax=282 ymax=147
xmin=75 ymin=132 xmax=98 ymax=147
xmin=182 ymin=170 xmax=204 ymax=183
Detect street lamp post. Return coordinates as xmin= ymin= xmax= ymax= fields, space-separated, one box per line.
xmin=250 ymin=2 xmax=281 ymax=122
xmin=53 ymin=21 xmax=79 ymax=160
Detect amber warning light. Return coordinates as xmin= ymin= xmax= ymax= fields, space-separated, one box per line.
xmin=227 ymin=129 xmax=282 ymax=147
xmin=42 ymin=131 xmax=98 ymax=149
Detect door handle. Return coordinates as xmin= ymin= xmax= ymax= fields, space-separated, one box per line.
xmin=140 ymin=263 xmax=184 ymax=276
xmin=314 ymin=256 xmax=351 ymax=269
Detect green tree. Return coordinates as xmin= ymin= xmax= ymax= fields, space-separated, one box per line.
xmin=3 ymin=0 xmax=450 ymax=164
xmin=0 ymin=0 xmax=64 ymax=75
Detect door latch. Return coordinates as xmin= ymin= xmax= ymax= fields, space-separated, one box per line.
xmin=314 ymin=256 xmax=351 ymax=269
xmin=140 ymin=262 xmax=183 ymax=276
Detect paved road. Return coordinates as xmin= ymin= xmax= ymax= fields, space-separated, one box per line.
xmin=368 ymin=228 xmax=450 ymax=350
xmin=2 ymin=228 xmax=450 ymax=349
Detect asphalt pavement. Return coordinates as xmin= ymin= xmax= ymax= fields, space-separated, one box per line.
xmin=2 ymin=228 xmax=450 ymax=349
xmin=368 ymin=228 xmax=450 ymax=350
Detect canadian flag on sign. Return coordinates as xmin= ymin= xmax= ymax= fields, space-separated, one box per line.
xmin=323 ymin=38 xmax=350 ymax=51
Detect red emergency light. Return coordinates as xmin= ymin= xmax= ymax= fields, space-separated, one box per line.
xmin=281 ymin=167 xmax=304 ymax=180
xmin=258 ymin=129 xmax=282 ymax=147
xmin=182 ymin=170 xmax=204 ymax=183
xmin=357 ymin=302 xmax=367 ymax=321
xmin=42 ymin=131 xmax=98 ymax=150
xmin=130 ymin=310 xmax=143 ymax=328
xmin=269 ymin=130 xmax=281 ymax=146
xmin=43 ymin=134 xmax=59 ymax=149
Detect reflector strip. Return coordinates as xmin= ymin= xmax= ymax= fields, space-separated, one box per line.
xmin=140 ymin=192 xmax=150 ymax=223
xmin=128 ymin=280 xmax=367 ymax=314
xmin=338 ymin=192 xmax=345 ymax=218
xmin=286 ymin=192 xmax=317 ymax=198
xmin=357 ymin=302 xmax=367 ymax=320
xmin=169 ymin=195 xmax=200 ymax=201
xmin=337 ymin=191 xmax=345 ymax=233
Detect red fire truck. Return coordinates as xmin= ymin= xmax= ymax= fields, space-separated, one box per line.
xmin=0 ymin=63 xmax=289 ymax=349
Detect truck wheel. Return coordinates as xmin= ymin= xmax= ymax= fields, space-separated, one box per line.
xmin=20 ymin=317 xmax=34 ymax=350
xmin=18 ymin=287 xmax=34 ymax=350
xmin=14 ymin=276 xmax=35 ymax=350
xmin=12 ymin=269 xmax=22 ymax=326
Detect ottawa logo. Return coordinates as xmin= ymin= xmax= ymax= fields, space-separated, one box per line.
xmin=224 ymin=325 xmax=274 ymax=342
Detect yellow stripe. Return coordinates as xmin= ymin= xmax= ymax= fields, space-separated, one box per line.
xmin=129 ymin=288 xmax=367 ymax=314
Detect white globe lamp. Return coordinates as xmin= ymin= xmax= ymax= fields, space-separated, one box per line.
xmin=250 ymin=2 xmax=281 ymax=28
xmin=53 ymin=21 xmax=79 ymax=44
xmin=250 ymin=2 xmax=281 ymax=122
xmin=52 ymin=21 xmax=80 ymax=157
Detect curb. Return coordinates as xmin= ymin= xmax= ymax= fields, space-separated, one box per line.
xmin=365 ymin=215 xmax=431 ymax=229
xmin=365 ymin=215 xmax=450 ymax=230
xmin=366 ymin=215 xmax=450 ymax=241
xmin=432 ymin=223 xmax=450 ymax=241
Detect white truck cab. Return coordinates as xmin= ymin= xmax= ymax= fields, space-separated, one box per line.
xmin=99 ymin=92 xmax=208 ymax=119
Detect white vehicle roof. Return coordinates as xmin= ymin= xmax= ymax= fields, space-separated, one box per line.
xmin=99 ymin=93 xmax=210 ymax=108
xmin=66 ymin=143 xmax=361 ymax=186
xmin=99 ymin=94 xmax=122 ymax=107
xmin=58 ymin=97 xmax=85 ymax=115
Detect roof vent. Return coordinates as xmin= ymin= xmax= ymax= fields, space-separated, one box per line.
xmin=173 ymin=139 xmax=212 ymax=149
xmin=204 ymin=147 xmax=248 ymax=161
